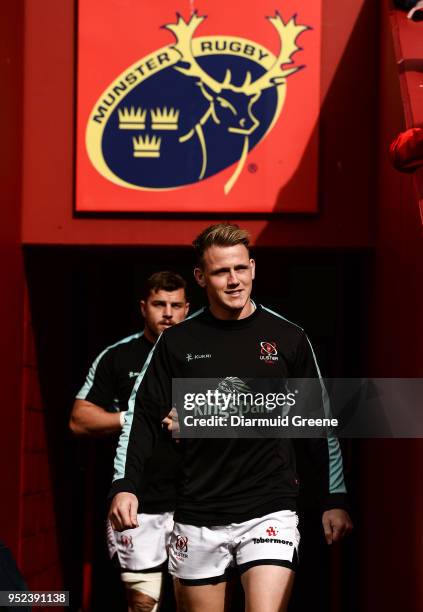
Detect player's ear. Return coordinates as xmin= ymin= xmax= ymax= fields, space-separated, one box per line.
xmin=194 ymin=267 xmax=206 ymax=288
xmin=250 ymin=258 xmax=255 ymax=280
xmin=184 ymin=302 xmax=190 ymax=316
xmin=140 ymin=300 xmax=146 ymax=317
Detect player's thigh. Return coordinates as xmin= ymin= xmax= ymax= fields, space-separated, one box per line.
xmin=168 ymin=523 xmax=232 ymax=581
xmin=241 ymin=565 xmax=295 ymax=612
xmin=236 ymin=510 xmax=299 ymax=571
xmin=169 ymin=522 xmax=234 ymax=610
xmin=175 ymin=578 xmax=231 ymax=612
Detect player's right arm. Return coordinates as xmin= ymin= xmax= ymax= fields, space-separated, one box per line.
xmin=109 ymin=333 xmax=173 ymax=530
xmin=108 ymin=492 xmax=140 ymax=529
xmin=70 ymin=345 xmax=121 ymax=437
xmin=69 ymin=399 xmax=122 ymax=436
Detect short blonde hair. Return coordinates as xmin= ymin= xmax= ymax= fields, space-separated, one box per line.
xmin=193 ymin=224 xmax=250 ymax=265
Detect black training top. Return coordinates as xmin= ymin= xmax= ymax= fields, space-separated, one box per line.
xmin=110 ymin=306 xmax=348 ymax=525
xmin=77 ymin=332 xmax=181 ymax=513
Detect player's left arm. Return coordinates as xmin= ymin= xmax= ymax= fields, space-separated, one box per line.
xmin=293 ymin=331 xmax=353 ymax=544
xmin=72 ymin=347 xmax=122 ymax=436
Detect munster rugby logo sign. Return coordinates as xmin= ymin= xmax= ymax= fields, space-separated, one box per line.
xmin=86 ymin=12 xmax=309 ymax=194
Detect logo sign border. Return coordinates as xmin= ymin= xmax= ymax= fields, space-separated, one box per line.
xmin=75 ymin=1 xmax=320 ymax=215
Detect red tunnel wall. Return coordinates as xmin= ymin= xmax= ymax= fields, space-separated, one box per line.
xmin=19 ymin=302 xmax=63 ymax=591
xmin=356 ymin=4 xmax=423 ymax=610
xmin=1 ymin=5 xmax=62 ymax=593
xmin=0 ymin=0 xmax=25 ymax=556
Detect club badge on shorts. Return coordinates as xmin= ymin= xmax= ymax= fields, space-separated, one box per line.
xmin=172 ymin=534 xmax=189 ymax=560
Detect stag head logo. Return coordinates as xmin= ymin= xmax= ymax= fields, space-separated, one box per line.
xmin=86 ymin=11 xmax=310 ymax=195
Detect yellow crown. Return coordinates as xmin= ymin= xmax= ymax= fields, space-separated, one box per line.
xmin=151 ymin=107 xmax=180 ymax=130
xmin=133 ymin=134 xmax=162 ymax=158
xmin=118 ymin=106 xmax=147 ymax=129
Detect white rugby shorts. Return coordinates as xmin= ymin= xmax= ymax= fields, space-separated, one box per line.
xmin=107 ymin=511 xmax=174 ymax=571
xmin=168 ymin=510 xmax=300 ymax=583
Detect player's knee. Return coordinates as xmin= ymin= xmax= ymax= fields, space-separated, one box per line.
xmin=128 ymin=590 xmax=158 ymax=612
xmin=124 ymin=571 xmax=163 ymax=612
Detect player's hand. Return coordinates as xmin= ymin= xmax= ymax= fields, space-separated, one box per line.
xmin=162 ymin=407 xmax=180 ymax=434
xmin=108 ymin=492 xmax=139 ymax=531
xmin=322 ymin=509 xmax=353 ymax=544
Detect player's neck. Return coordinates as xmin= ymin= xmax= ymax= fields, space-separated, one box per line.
xmin=143 ymin=327 xmax=158 ymax=344
xmin=209 ymin=299 xmax=255 ymax=321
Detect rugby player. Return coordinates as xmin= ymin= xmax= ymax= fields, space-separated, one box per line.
xmin=109 ymin=226 xmax=353 ymax=612
xmin=70 ymin=271 xmax=189 ymax=612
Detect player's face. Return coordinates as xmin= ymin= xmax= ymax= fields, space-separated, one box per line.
xmin=140 ymin=288 xmax=189 ymax=341
xmin=194 ymin=244 xmax=255 ymax=318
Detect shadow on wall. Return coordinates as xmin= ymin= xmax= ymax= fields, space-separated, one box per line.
xmin=257 ymin=0 xmax=379 ymax=246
